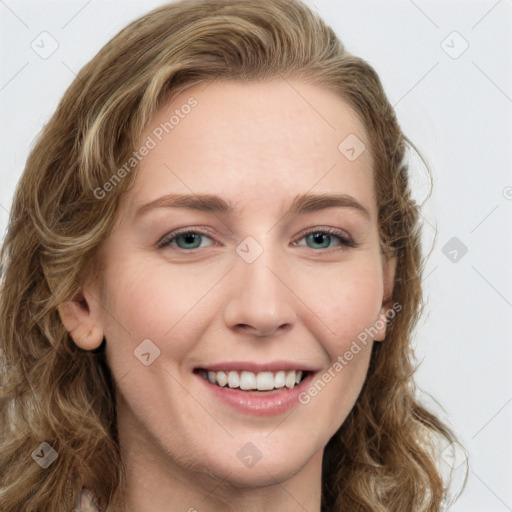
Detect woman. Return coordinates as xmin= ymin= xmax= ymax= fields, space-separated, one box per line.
xmin=0 ymin=0 xmax=465 ymax=510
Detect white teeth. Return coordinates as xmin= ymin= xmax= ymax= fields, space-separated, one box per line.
xmin=285 ymin=371 xmax=296 ymax=389
xmin=240 ymin=371 xmax=257 ymax=390
xmin=200 ymin=369 xmax=306 ymax=391
xmin=274 ymin=370 xmax=286 ymax=388
xmin=256 ymin=371 xmax=274 ymax=391
xmin=228 ymin=371 xmax=239 ymax=388
xmin=216 ymin=371 xmax=228 ymax=387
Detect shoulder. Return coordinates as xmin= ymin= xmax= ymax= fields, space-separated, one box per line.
xmin=74 ymin=487 xmax=101 ymax=512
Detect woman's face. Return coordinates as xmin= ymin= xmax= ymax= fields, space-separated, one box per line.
xmin=79 ymin=79 xmax=395 ymax=488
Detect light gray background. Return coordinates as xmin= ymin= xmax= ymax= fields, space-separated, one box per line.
xmin=1 ymin=1 xmax=511 ymax=510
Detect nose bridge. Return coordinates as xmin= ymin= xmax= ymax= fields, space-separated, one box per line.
xmin=224 ymin=235 xmax=297 ymax=336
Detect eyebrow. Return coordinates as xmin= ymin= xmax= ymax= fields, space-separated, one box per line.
xmin=134 ymin=192 xmax=371 ymax=221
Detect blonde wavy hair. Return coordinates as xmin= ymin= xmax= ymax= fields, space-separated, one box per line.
xmin=0 ymin=0 xmax=465 ymax=510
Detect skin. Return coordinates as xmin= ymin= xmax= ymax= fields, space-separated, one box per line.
xmin=59 ymin=79 xmax=396 ymax=512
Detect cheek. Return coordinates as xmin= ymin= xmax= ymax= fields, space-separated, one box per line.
xmin=100 ymin=260 xmax=217 ymax=369
xmin=107 ymin=256 xmax=220 ymax=327
xmin=296 ymin=264 xmax=381 ymax=433
xmin=298 ymin=259 xmax=383 ymax=353
xmin=102 ymin=251 xmax=383 ymax=373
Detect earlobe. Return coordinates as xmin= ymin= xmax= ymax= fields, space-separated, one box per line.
xmin=58 ymin=289 xmax=104 ymax=350
xmin=372 ymin=311 xmax=389 ymax=343
xmin=374 ymin=254 xmax=398 ymax=342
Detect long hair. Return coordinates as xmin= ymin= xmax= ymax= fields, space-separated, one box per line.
xmin=0 ymin=0 xmax=465 ymax=510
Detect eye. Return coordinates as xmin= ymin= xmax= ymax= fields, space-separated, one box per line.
xmin=157 ymin=228 xmax=218 ymax=250
xmin=293 ymin=227 xmax=357 ymax=250
xmin=157 ymin=226 xmax=358 ymax=252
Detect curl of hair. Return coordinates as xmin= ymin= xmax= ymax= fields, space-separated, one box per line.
xmin=0 ymin=1 xmax=465 ymax=510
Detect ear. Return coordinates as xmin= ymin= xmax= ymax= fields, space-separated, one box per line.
xmin=58 ymin=286 xmax=105 ymax=350
xmin=373 ymin=253 xmax=398 ymax=342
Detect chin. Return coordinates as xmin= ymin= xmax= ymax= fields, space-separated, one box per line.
xmin=187 ymin=440 xmax=319 ymax=488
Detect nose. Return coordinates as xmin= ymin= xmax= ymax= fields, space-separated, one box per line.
xmin=223 ymin=245 xmax=297 ymax=338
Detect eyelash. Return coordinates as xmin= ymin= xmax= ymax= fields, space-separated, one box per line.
xmin=157 ymin=226 xmax=358 ymax=251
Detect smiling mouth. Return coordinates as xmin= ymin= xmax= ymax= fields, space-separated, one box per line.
xmin=195 ymin=369 xmax=309 ymax=392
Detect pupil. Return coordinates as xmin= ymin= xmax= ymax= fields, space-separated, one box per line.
xmin=178 ymin=233 xmax=201 ymax=248
xmin=311 ymin=233 xmax=329 ymax=248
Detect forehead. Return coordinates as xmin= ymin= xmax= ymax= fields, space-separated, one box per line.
xmin=123 ymin=79 xmax=376 ymax=220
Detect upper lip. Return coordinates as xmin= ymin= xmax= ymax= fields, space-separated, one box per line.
xmin=194 ymin=361 xmax=319 ymax=373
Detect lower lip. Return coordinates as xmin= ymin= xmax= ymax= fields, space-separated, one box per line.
xmin=194 ymin=372 xmax=315 ymax=417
